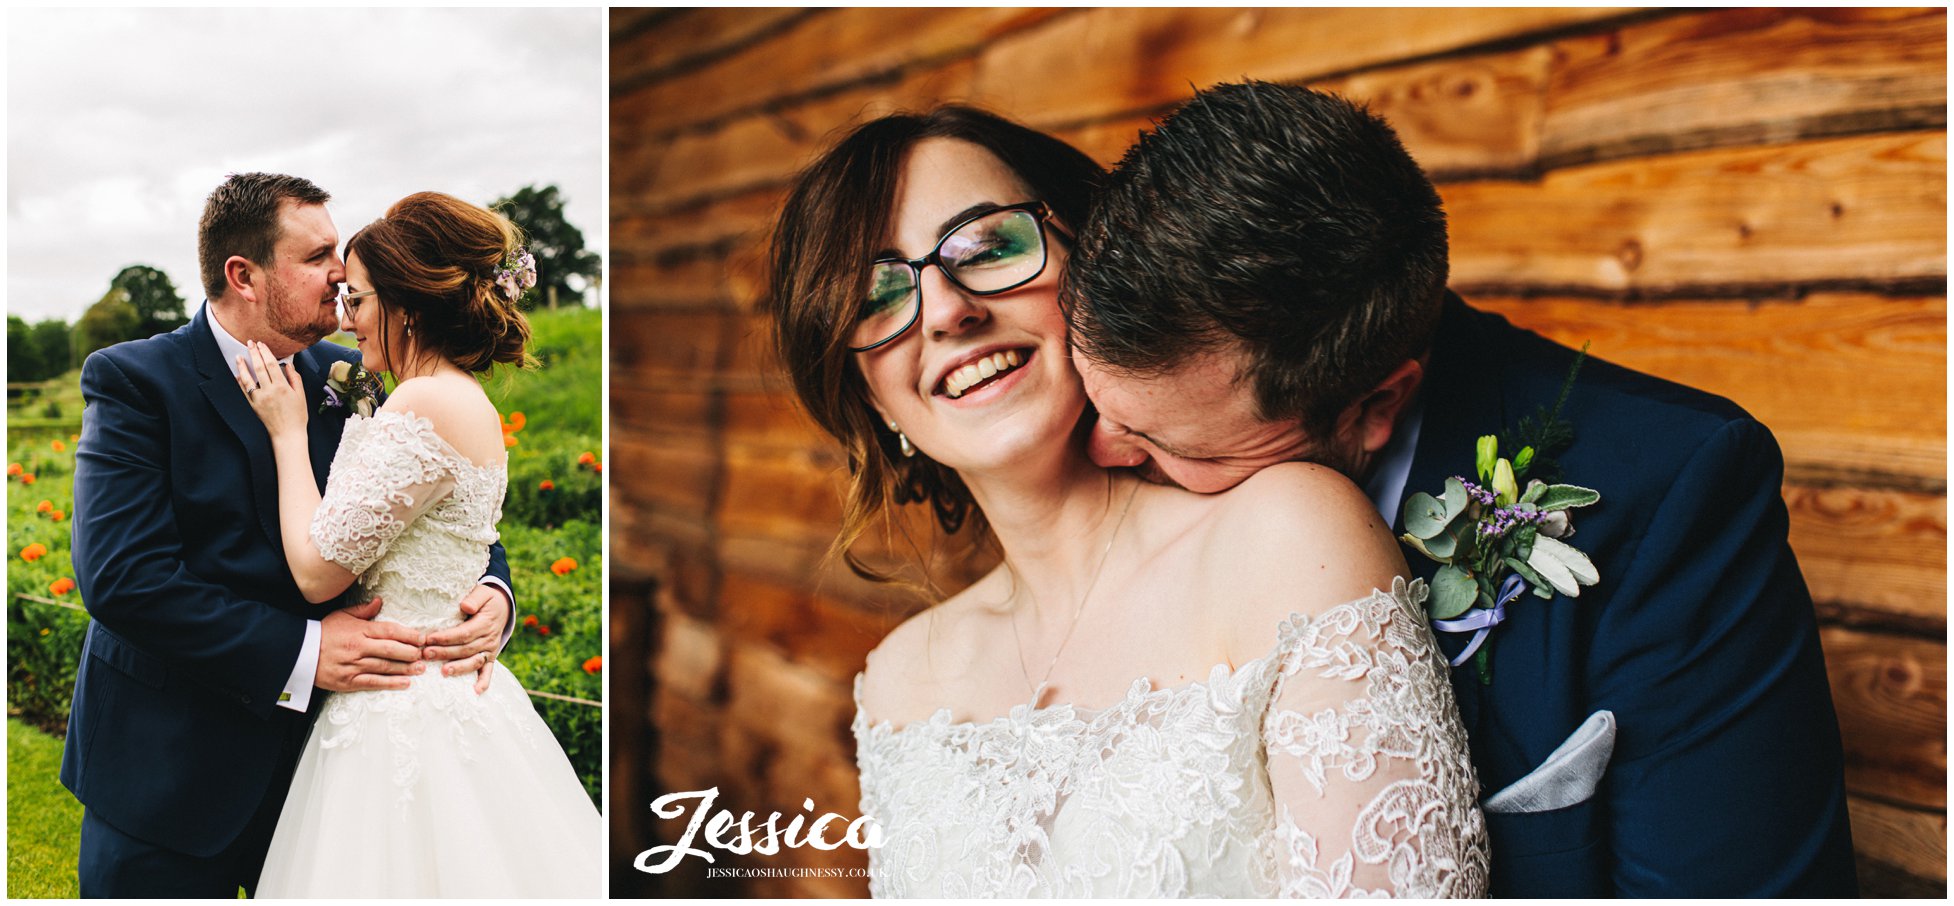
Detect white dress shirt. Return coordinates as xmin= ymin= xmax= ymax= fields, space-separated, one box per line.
xmin=1362 ymin=395 xmax=1426 ymax=526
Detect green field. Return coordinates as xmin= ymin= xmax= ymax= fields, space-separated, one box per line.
xmin=5 ymin=306 xmax=602 ymax=894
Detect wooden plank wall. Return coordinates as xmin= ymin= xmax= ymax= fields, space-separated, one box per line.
xmin=609 ymin=8 xmax=1947 ymax=897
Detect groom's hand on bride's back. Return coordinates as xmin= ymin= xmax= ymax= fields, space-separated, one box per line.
xmin=422 ymin=585 xmax=511 ymax=694
xmin=316 ymin=598 xmax=426 ymax=692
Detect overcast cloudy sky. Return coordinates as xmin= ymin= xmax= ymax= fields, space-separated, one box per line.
xmin=7 ymin=7 xmax=604 ymax=322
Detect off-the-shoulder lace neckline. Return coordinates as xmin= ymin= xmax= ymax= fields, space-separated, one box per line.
xmin=855 ymin=578 xmax=1424 ymax=740
xmin=349 ymin=409 xmax=506 ymax=474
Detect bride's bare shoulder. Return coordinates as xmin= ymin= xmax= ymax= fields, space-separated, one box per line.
xmin=856 ymin=569 xmax=1009 ymax=726
xmin=1200 ymin=463 xmax=1412 ymax=659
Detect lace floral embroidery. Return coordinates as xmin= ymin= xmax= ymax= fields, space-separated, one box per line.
xmin=305 ymin=409 xmax=529 ymax=804
xmin=852 ymin=578 xmax=1488 ymax=898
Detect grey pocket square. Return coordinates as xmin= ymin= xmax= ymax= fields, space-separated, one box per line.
xmin=1484 ymin=710 xmax=1616 ymax=814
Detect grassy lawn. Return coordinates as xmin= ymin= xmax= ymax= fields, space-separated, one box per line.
xmin=8 ymin=718 xmax=80 ymax=898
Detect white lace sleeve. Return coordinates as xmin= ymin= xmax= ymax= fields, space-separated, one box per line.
xmin=311 ymin=412 xmax=459 ymax=576
xmin=1260 ymin=577 xmax=1489 ymax=898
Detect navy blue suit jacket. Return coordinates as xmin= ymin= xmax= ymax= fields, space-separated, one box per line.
xmin=60 ymin=308 xmax=511 ymax=858
xmin=1397 ymin=295 xmax=1856 ymax=896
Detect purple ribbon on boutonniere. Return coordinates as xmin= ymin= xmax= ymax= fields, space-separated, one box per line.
xmin=321 ymin=385 xmax=343 ymax=411
xmin=1433 ymin=573 xmax=1527 ymax=666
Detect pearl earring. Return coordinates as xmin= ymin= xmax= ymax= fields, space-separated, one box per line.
xmin=887 ymin=419 xmax=915 ymax=458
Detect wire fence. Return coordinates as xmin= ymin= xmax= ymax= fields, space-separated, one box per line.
xmin=13 ymin=593 xmax=602 ymax=708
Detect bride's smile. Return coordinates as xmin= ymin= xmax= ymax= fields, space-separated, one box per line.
xmin=856 ymin=137 xmax=1083 ymax=475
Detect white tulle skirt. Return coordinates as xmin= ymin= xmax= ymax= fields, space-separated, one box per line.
xmin=256 ymin=662 xmax=600 ymax=897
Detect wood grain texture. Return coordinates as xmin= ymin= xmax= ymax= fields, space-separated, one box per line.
xmin=971 ymin=7 xmax=1628 ymax=130
xmin=1473 ymin=294 xmax=1946 ymax=489
xmin=1445 ymin=132 xmax=1946 ymax=295
xmin=612 ymin=8 xmax=1062 ymax=142
xmin=1543 ymin=8 xmax=1947 ymax=168
xmin=1788 ymin=486 xmax=1946 ymax=632
xmin=612 ymin=8 xmax=813 ymax=90
xmin=1821 ymin=626 xmax=1946 ymax=809
xmin=1847 ymin=796 xmax=1949 ymax=891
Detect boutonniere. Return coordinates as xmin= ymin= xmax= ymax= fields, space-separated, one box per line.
xmin=1400 ymin=345 xmax=1600 ymax=684
xmin=320 ymin=359 xmax=383 ymax=417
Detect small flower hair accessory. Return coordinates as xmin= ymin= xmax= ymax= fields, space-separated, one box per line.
xmin=494 ymin=247 xmax=538 ymax=302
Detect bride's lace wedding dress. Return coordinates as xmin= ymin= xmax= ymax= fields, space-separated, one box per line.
xmin=256 ymin=411 xmax=598 ymax=897
xmin=854 ymin=578 xmax=1487 ymax=898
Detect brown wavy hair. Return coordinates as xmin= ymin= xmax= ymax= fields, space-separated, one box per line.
xmin=345 ymin=191 xmax=535 ymax=375
xmin=762 ymin=106 xmax=1103 ymax=583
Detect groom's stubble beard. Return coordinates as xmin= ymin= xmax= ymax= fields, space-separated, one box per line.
xmin=263 ymin=278 xmax=338 ymax=349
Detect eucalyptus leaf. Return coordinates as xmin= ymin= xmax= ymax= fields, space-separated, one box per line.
xmin=1401 ymin=533 xmax=1450 ymax=565
xmin=1423 ymin=525 xmax=1459 ymax=559
xmin=1403 ymin=491 xmax=1449 ymax=539
xmin=1535 ymin=484 xmax=1601 ymax=511
xmin=1442 ymin=477 xmax=1468 ymax=519
xmin=1431 ymin=566 xmax=1478 ymax=619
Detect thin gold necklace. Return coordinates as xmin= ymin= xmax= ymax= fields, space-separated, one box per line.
xmin=1010 ymin=476 xmax=1141 ymax=700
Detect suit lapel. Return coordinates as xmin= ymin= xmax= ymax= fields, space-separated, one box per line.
xmin=190 ymin=309 xmax=284 ymax=549
xmin=1399 ymin=294 xmax=1515 ymax=736
xmin=293 ymin=346 xmax=345 ymax=492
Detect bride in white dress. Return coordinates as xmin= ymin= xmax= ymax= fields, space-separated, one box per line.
xmin=764 ymin=108 xmax=1487 ymax=897
xmin=234 ymin=192 xmax=598 ymax=896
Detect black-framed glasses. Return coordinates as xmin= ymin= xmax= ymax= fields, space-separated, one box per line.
xmin=850 ymin=201 xmax=1069 ymax=352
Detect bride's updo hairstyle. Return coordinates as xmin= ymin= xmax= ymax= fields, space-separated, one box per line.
xmin=764 ymin=107 xmax=1103 ymax=583
xmin=345 ymin=191 xmax=535 ymax=375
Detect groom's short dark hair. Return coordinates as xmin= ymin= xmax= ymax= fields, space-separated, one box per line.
xmin=1065 ymin=81 xmax=1449 ymax=438
xmin=198 ymin=172 xmax=331 ymax=300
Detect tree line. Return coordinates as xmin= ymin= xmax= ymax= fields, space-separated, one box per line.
xmin=8 ymin=184 xmax=600 ymax=384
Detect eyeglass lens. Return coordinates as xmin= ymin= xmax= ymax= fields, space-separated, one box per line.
xmin=852 ymin=207 xmax=1046 ymax=350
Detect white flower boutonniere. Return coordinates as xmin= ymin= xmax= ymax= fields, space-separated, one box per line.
xmin=321 ymin=359 xmax=383 ymax=417
xmin=1399 ymin=344 xmax=1602 ymax=685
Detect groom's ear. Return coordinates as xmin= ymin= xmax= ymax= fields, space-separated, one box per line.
xmin=1339 ymin=358 xmax=1424 ymax=455
xmin=224 ymin=255 xmax=260 ymax=304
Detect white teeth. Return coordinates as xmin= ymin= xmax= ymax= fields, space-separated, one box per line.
xmin=943 ymin=350 xmax=1026 ymax=398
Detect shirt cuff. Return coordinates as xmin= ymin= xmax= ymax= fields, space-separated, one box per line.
xmin=278 ymin=619 xmax=322 ymax=712
xmin=480 ymin=576 xmax=515 ymax=652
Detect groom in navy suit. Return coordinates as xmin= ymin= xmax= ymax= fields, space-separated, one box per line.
xmin=1065 ymin=82 xmax=1856 ymax=896
xmin=62 ymin=173 xmax=516 ymax=897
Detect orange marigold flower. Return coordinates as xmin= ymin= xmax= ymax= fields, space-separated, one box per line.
xmin=503 ymin=434 xmax=518 ymax=448
xmin=36 ymin=500 xmax=52 ymax=513
xmin=6 ymin=462 xmax=22 ymax=477
xmin=537 ymin=625 xmax=551 ymax=636
xmin=582 ymin=655 xmax=602 ymax=674
xmin=550 ymin=557 xmax=577 ymax=576
xmin=21 ymin=473 xmax=35 ymax=485
xmin=51 ymin=440 xmax=65 ymax=452
xmin=522 ymin=615 xmax=539 ymax=628
xmin=21 ymin=543 xmax=48 ymax=562
xmin=51 ymin=511 xmax=65 ymax=522
xmin=49 ymin=577 xmax=75 ymax=595
xmin=592 ymin=462 xmax=603 ymax=473
xmin=577 ymin=451 xmax=595 ymax=466
xmin=509 ymin=411 xmax=526 ymax=431
xmin=539 ymin=480 xmax=555 ymax=491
